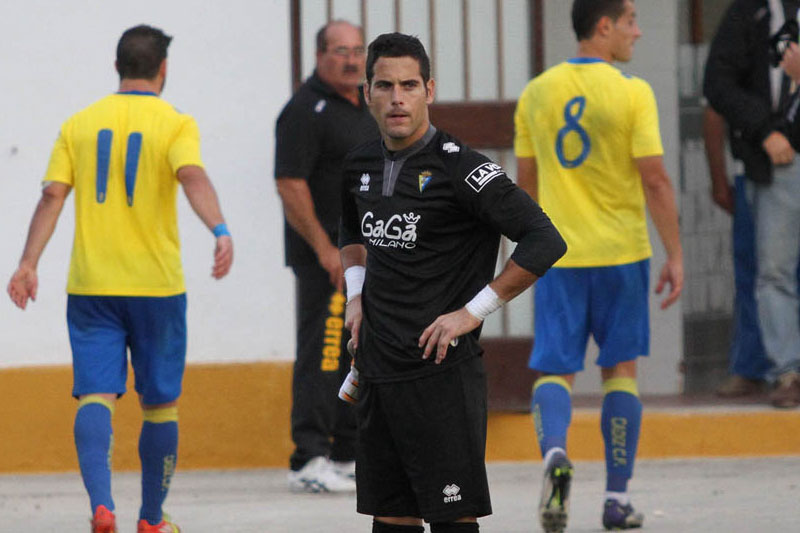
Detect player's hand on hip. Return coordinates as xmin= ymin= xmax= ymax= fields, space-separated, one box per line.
xmin=318 ymin=244 xmax=344 ymax=292
xmin=419 ymin=308 xmax=482 ymax=365
xmin=345 ymin=295 xmax=362 ymax=350
xmin=655 ymin=257 xmax=683 ymax=310
xmin=7 ymin=265 xmax=38 ymax=310
xmin=762 ymin=131 xmax=795 ymax=166
xmin=212 ymin=235 xmax=233 ymax=279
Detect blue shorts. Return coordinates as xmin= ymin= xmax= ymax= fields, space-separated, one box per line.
xmin=530 ymin=260 xmax=650 ymax=374
xmin=67 ymin=294 xmax=187 ymax=405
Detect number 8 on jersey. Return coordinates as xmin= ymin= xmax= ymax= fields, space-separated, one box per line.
xmin=555 ymin=96 xmax=590 ymax=169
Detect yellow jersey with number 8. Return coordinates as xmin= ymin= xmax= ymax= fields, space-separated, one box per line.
xmin=44 ymin=92 xmax=204 ymax=295
xmin=514 ymin=59 xmax=663 ymax=267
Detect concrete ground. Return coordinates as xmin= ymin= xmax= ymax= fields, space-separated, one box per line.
xmin=1 ymin=457 xmax=799 ymax=532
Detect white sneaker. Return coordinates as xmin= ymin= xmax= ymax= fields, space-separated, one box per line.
xmin=287 ymin=456 xmax=356 ymax=493
xmin=331 ymin=459 xmax=356 ymax=480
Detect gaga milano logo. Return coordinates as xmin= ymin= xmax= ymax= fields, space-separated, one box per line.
xmin=361 ymin=211 xmax=420 ymax=249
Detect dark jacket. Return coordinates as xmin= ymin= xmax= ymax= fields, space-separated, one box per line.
xmin=703 ymin=0 xmax=798 ymax=183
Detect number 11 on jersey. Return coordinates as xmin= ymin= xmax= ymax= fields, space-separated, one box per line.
xmin=96 ymin=129 xmax=142 ymax=206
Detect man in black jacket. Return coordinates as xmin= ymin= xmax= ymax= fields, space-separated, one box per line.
xmin=274 ymin=20 xmax=379 ymax=492
xmin=704 ymin=0 xmax=800 ymax=408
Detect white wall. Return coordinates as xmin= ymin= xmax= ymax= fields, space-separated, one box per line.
xmin=543 ymin=0 xmax=683 ymax=394
xmin=0 ymin=0 xmax=294 ymax=367
xmin=0 ymin=1 xmax=684 ymax=393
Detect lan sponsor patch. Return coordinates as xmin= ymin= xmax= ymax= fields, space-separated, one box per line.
xmin=465 ymin=162 xmax=504 ymax=192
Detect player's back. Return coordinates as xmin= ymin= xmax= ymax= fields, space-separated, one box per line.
xmin=46 ymin=92 xmax=204 ymax=296
xmin=515 ymin=59 xmax=663 ymax=267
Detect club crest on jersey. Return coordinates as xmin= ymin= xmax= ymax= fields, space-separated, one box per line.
xmin=418 ymin=171 xmax=432 ymax=193
xmin=465 ymin=162 xmax=504 ymax=192
xmin=360 ymin=173 xmax=371 ymax=192
xmin=361 ymin=211 xmax=419 ymax=249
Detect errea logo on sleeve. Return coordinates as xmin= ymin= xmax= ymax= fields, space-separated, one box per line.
xmin=465 ymin=162 xmax=504 ymax=192
xmin=442 ymin=142 xmax=460 ymax=153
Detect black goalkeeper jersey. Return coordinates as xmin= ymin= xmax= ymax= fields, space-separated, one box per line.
xmin=340 ymin=127 xmax=566 ymax=382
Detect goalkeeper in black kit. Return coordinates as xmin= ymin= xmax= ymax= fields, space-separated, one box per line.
xmin=338 ymin=32 xmax=567 ymax=533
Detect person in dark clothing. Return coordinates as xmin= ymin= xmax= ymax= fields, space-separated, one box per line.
xmin=704 ymin=0 xmax=800 ymax=408
xmin=339 ymin=32 xmax=566 ymax=533
xmin=274 ymin=20 xmax=379 ymax=492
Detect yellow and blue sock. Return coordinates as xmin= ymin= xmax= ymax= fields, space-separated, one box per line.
xmin=74 ymin=396 xmax=115 ymax=513
xmin=601 ymin=377 xmax=642 ymax=494
xmin=139 ymin=406 xmax=178 ymax=525
xmin=532 ymin=376 xmax=572 ymax=458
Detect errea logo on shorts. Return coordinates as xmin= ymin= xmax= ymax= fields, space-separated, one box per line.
xmin=465 ymin=162 xmax=504 ymax=192
xmin=443 ymin=484 xmax=462 ymax=503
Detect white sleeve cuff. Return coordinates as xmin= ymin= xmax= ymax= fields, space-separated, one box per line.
xmin=344 ymin=265 xmax=366 ymax=303
xmin=465 ymin=285 xmax=505 ymax=321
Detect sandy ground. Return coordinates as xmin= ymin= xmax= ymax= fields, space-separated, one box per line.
xmin=2 ymin=457 xmax=799 ymax=532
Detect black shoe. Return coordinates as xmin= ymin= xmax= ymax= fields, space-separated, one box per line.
xmin=602 ymin=498 xmax=644 ymax=530
xmin=538 ymin=453 xmax=573 ymax=533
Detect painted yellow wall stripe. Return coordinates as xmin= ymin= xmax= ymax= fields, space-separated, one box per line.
xmin=1 ymin=363 xmax=799 ymax=473
xmin=602 ymin=377 xmax=639 ymax=397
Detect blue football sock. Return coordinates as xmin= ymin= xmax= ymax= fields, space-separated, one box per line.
xmin=74 ymin=396 xmax=115 ymax=513
xmin=532 ymin=376 xmax=572 ymax=458
xmin=601 ymin=378 xmax=642 ymax=493
xmin=139 ymin=407 xmax=178 ymax=525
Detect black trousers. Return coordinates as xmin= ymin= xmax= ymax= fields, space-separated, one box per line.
xmin=290 ymin=263 xmax=356 ymax=470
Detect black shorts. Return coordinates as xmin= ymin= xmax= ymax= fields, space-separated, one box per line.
xmin=355 ymin=356 xmax=492 ymax=522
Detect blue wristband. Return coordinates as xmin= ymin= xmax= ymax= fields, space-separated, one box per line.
xmin=212 ymin=223 xmax=230 ymax=237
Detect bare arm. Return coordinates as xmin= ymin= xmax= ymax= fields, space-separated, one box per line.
xmin=637 ymin=155 xmax=683 ymax=309
xmin=782 ymin=42 xmax=800 ymax=83
xmin=7 ymin=182 xmax=71 ymax=309
xmin=177 ymin=165 xmax=233 ymax=279
xmin=340 ymin=243 xmax=367 ymax=349
xmin=276 ymin=177 xmax=343 ymax=291
xmin=489 ymin=259 xmax=539 ymax=301
xmin=516 ymin=156 xmax=538 ymax=202
xmin=340 ymin=243 xmax=366 ymax=271
xmin=702 ymin=106 xmax=734 ymax=214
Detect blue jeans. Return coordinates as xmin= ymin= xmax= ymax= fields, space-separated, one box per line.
xmin=730 ymin=175 xmax=772 ymax=379
xmin=752 ymin=161 xmax=800 ymax=380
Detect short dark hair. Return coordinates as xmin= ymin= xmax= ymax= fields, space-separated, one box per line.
xmin=571 ymin=0 xmax=627 ymax=41
xmin=365 ymin=33 xmax=430 ymax=85
xmin=116 ymin=25 xmax=172 ymax=80
xmin=316 ymin=20 xmax=363 ymax=53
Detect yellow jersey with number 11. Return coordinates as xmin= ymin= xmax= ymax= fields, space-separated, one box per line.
xmin=43 ymin=91 xmax=204 ymax=296
xmin=514 ymin=58 xmax=663 ymax=267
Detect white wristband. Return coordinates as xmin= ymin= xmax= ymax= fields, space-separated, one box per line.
xmin=465 ymin=285 xmax=505 ymax=321
xmin=344 ymin=265 xmax=366 ymax=303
